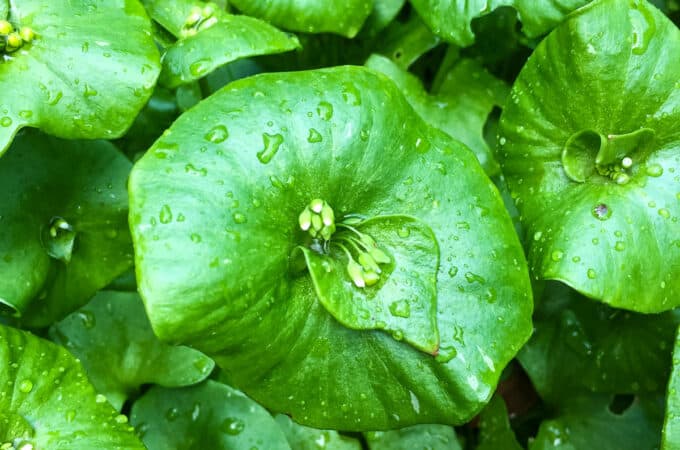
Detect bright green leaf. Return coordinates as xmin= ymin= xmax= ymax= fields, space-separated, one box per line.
xmin=50 ymin=291 xmax=215 ymax=410
xmin=275 ymin=415 xmax=362 ymax=450
xmin=410 ymin=0 xmax=591 ymax=46
xmin=302 ymin=215 xmax=440 ymax=354
xmin=662 ymin=326 xmax=680 ymax=449
xmin=130 ymin=381 xmax=291 ymax=449
xmin=0 ymin=0 xmax=160 ymax=156
xmin=498 ymin=0 xmax=680 ymax=312
xmin=151 ymin=0 xmax=300 ymax=88
xmin=0 ymin=132 xmax=132 ymax=327
xmin=476 ymin=395 xmax=523 ymax=450
xmin=0 ymin=324 xmax=144 ymax=449
xmin=366 ymin=54 xmax=507 ymax=174
xmin=530 ymin=395 xmax=663 ymax=450
xmin=365 ymin=424 xmax=462 ymax=450
xmin=129 ymin=66 xmax=532 ymax=430
xmin=519 ymin=282 xmax=679 ymax=403
xmin=229 ymin=0 xmax=373 ymax=37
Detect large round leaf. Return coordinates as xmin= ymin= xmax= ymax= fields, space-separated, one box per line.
xmin=0 ymin=132 xmax=133 ymax=326
xmin=228 ymin=0 xmax=373 ymax=37
xmin=0 ymin=0 xmax=160 ymax=156
xmin=0 ymin=324 xmax=144 ymax=449
xmin=410 ymin=0 xmax=591 ymax=46
xmin=518 ymin=282 xmax=679 ymax=404
xmin=129 ymin=66 xmax=532 ymax=430
xmin=498 ymin=0 xmax=680 ymax=312
xmin=50 ymin=291 xmax=215 ymax=410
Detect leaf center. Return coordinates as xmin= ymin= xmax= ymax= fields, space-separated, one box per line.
xmin=561 ymin=128 xmax=656 ymax=184
xmin=0 ymin=19 xmax=35 ymax=57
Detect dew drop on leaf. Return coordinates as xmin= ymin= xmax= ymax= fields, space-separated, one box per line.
xmin=205 ymin=125 xmax=229 ymax=143
xmin=389 ymin=300 xmax=411 ymax=318
xmin=159 ymin=204 xmax=173 ymax=224
xmin=221 ymin=417 xmax=245 ymax=435
xmin=257 ymin=133 xmax=283 ymax=164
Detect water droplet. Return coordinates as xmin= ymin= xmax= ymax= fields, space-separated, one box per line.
xmin=66 ymin=409 xmax=76 ymax=422
xmin=18 ymin=379 xmax=33 ymax=393
xmin=448 ymin=266 xmax=458 ymax=277
xmin=533 ymin=231 xmax=543 ymax=241
xmin=185 ymin=163 xmax=208 ymax=176
xmin=389 ymin=300 xmax=411 ymax=318
xmin=190 ymin=233 xmax=202 ymax=243
xmin=233 ymin=212 xmax=246 ymax=224
xmin=659 ymin=208 xmax=671 ymax=218
xmin=587 ymin=268 xmax=597 ymax=279
xmin=165 ymin=407 xmax=179 ymax=421
xmin=221 ymin=417 xmax=245 ymax=435
xmin=78 ymin=311 xmax=96 ymax=328
xmin=83 ymin=83 xmax=98 ymax=98
xmin=464 ymin=272 xmax=486 ymax=284
xmin=551 ymin=250 xmax=564 ymax=261
xmin=189 ymin=58 xmax=211 ymax=77
xmin=397 ymin=227 xmax=410 ymax=238
xmin=114 ymin=414 xmax=128 ymax=424
xmin=592 ymin=203 xmax=611 ymax=220
xmin=0 ymin=116 xmax=12 ymax=127
xmin=316 ymin=101 xmax=333 ymax=120
xmin=391 ymin=329 xmax=404 ymax=341
xmin=257 ymin=133 xmax=283 ymax=164
xmin=205 ymin=125 xmax=228 ymax=143
xmin=159 ymin=205 xmax=173 ymax=224
xmin=615 ymin=241 xmax=626 ymax=251
xmin=307 ymin=128 xmax=322 ymax=143
xmin=485 ymin=287 xmax=497 ymax=303
xmin=646 ymin=164 xmax=663 ymax=177
xmin=630 ymin=4 xmax=656 ymax=55
xmin=18 ymin=110 xmax=33 ymax=119
xmin=42 ymin=216 xmax=76 ymax=262
xmin=95 ymin=394 xmax=107 ymax=403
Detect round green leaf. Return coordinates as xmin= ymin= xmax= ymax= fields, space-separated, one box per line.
xmin=662 ymin=326 xmax=680 ymax=449
xmin=365 ymin=424 xmax=461 ymax=450
xmin=498 ymin=0 xmax=680 ymax=312
xmin=410 ymin=0 xmax=591 ymax=46
xmin=0 ymin=0 xmax=160 ymax=156
xmin=50 ymin=291 xmax=215 ymax=410
xmin=0 ymin=132 xmax=133 ymax=326
xmin=274 ymin=414 xmax=362 ymax=450
xmin=129 ymin=66 xmax=532 ymax=430
xmin=0 ymin=324 xmax=144 ymax=449
xmin=228 ymin=0 xmax=373 ymax=37
xmin=130 ymin=381 xmax=291 ymax=450
xmin=518 ymin=282 xmax=679 ymax=403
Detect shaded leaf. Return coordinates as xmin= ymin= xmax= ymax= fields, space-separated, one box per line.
xmin=50 ymin=291 xmax=214 ymax=410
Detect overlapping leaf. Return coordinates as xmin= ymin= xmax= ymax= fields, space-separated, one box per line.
xmin=0 ymin=0 xmax=160 ymax=156
xmin=50 ymin=291 xmax=214 ymax=410
xmin=0 ymin=132 xmax=132 ymax=326
xmin=498 ymin=0 xmax=680 ymax=312
xmin=410 ymin=0 xmax=591 ymax=46
xmin=0 ymin=324 xmax=144 ymax=449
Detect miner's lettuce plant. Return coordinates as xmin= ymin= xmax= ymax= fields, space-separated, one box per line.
xmin=0 ymin=0 xmax=679 ymax=448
